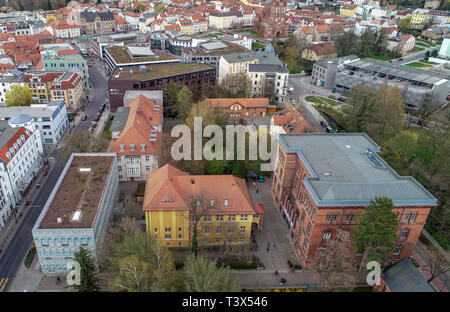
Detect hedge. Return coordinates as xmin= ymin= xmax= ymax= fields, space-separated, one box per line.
xmin=229 ymin=262 xmax=260 ymax=270
xmin=24 ymin=247 xmax=36 ymax=268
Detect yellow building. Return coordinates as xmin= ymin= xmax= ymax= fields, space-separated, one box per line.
xmin=177 ymin=19 xmax=194 ymax=35
xmin=143 ymin=164 xmax=264 ymax=248
xmin=410 ymin=9 xmax=429 ymax=25
xmin=339 ymin=4 xmax=358 ymax=18
xmin=301 ymin=42 xmax=338 ymax=62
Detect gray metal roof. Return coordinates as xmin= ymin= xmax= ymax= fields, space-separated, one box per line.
xmin=9 ymin=114 xmax=32 ymax=125
xmin=0 ymin=100 xmax=61 ymax=118
xmin=345 ymin=58 xmax=448 ymax=84
xmin=0 ymin=121 xmax=19 ymax=152
xmin=383 ymin=259 xmax=435 ymax=292
xmin=249 ymin=64 xmax=289 ymax=73
xmin=109 ymin=107 xmax=130 ymax=133
xmin=222 ymin=51 xmax=283 ymax=65
xmin=200 ymin=41 xmax=228 ymax=51
xmin=279 ymin=133 xmax=437 ymax=206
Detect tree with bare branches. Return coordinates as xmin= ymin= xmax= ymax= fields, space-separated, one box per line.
xmin=311 ymin=230 xmax=359 ymax=291
xmin=422 ymin=247 xmax=450 ymax=283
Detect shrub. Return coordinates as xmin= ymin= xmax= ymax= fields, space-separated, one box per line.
xmin=229 ymin=262 xmax=258 ymax=270
xmin=287 ymin=260 xmax=302 ymax=270
xmin=24 ymin=247 xmax=36 ymax=268
xmin=135 ymin=182 xmax=146 ymax=197
xmin=174 ymin=261 xmax=184 ymax=270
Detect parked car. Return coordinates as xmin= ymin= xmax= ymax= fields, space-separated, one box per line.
xmin=326 ymin=126 xmax=334 ymax=133
xmin=338 ymin=97 xmax=346 ymax=102
xmin=320 ymin=121 xmax=327 ymax=127
xmin=257 ymin=175 xmax=264 ymax=182
xmin=81 ymin=114 xmax=87 ymax=121
xmin=398 ymin=58 xmax=403 ymax=61
xmin=348 ymin=72 xmax=354 ymax=75
xmin=96 ymin=112 xmax=101 ymax=118
xmin=288 ymin=87 xmax=294 ymax=94
xmin=328 ymin=95 xmax=337 ymax=100
xmin=94 ymin=116 xmax=100 ymax=122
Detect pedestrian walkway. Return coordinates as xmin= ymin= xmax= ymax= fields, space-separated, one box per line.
xmin=231 ymin=270 xmax=312 ymax=288
xmin=412 ymin=243 xmax=449 ymax=292
xmin=0 ymin=277 xmax=8 ymax=292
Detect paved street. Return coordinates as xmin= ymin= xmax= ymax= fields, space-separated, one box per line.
xmin=288 ymin=74 xmax=331 ymax=132
xmin=0 ymin=151 xmax=63 ymax=292
xmin=395 ymin=45 xmax=441 ymax=65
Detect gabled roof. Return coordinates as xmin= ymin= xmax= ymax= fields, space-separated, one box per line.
xmin=273 ymin=105 xmax=316 ymax=134
xmin=108 ymin=94 xmax=162 ymax=156
xmin=206 ymin=98 xmax=270 ymax=109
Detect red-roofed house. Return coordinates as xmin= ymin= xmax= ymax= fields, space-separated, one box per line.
xmin=108 ymin=92 xmax=163 ymax=182
xmin=388 ymin=34 xmax=415 ymax=54
xmin=143 ymin=163 xmax=264 ymax=248
xmin=206 ymin=98 xmax=269 ymax=118
xmin=302 ymin=42 xmax=338 ymax=61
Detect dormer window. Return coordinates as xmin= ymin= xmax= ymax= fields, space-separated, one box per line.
xmin=5 ymin=152 xmax=11 ymax=159
xmin=119 ymin=144 xmax=125 ymax=151
xmin=130 ymin=144 xmax=135 ymax=152
xmin=140 ymin=144 xmax=146 ymax=152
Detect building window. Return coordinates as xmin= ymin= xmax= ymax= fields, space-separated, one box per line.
xmin=117 ymin=155 xmax=121 ymax=162
xmin=224 ymin=199 xmax=229 ymax=206
xmin=118 ymin=166 xmax=122 ymax=172
xmin=393 ymin=246 xmax=402 ymax=256
xmin=323 ymin=231 xmax=331 ymax=240
xmin=342 ymin=231 xmax=350 ymax=240
xmin=332 ymin=213 xmax=338 ymax=223
xmin=404 ymin=213 xmax=411 ymax=223
xmin=240 ymin=226 xmax=246 ymax=233
xmin=326 ymin=213 xmax=332 ymax=223
xmin=179 ymin=227 xmax=182 ymax=233
xmin=344 ymin=214 xmax=352 ymax=223
xmin=146 ymin=166 xmax=150 ymax=171
xmin=204 ymin=226 xmax=210 ymax=234
xmin=229 ymin=215 xmax=235 ymax=221
xmin=410 ymin=212 xmax=417 ymax=223
xmin=306 ymin=223 xmax=311 ymax=236
xmin=400 ymin=229 xmax=409 ymax=240
xmin=154 ymin=228 xmax=157 ymax=233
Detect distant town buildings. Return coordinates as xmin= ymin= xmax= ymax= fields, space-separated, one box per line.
xmin=254 ymin=0 xmax=289 ymax=38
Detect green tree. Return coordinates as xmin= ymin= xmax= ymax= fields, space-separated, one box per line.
xmin=70 ymin=246 xmax=100 ymax=292
xmin=352 ymin=197 xmax=398 ymax=268
xmin=59 ymin=130 xmax=109 ymax=163
xmin=216 ymin=73 xmax=251 ymax=98
xmin=134 ymin=3 xmax=145 ymax=13
xmin=108 ymin=230 xmax=175 ymax=291
xmin=154 ymin=5 xmax=166 ymax=13
xmin=112 ymin=255 xmax=151 ymax=292
xmin=185 ymin=101 xmax=216 ymax=131
xmin=175 ymin=85 xmax=194 ymax=118
xmin=5 ymin=85 xmax=32 ymax=107
xmin=207 ymin=159 xmax=228 ymax=175
xmin=342 ymin=84 xmax=377 ymax=133
xmin=183 ymin=254 xmax=240 ymax=292
xmin=398 ymin=16 xmax=412 ymax=33
xmin=334 ymin=31 xmax=358 ymax=56
xmin=431 ymin=49 xmax=438 ymax=57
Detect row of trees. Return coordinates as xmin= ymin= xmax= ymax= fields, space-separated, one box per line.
xmin=272 ymin=34 xmax=314 ymax=73
xmin=334 ymin=29 xmax=400 ymax=59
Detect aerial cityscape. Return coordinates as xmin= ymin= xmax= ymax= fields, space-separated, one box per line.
xmin=0 ymin=0 xmax=448 ymax=297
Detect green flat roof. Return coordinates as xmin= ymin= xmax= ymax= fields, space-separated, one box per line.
xmin=111 ymin=63 xmax=215 ymax=81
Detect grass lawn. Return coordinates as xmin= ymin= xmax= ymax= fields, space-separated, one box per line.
xmin=289 ymin=68 xmax=302 ymax=74
xmin=201 ymin=33 xmax=221 ymax=38
xmin=415 ymin=42 xmax=432 ymax=47
xmin=373 ymin=55 xmax=393 ymax=61
xmin=305 ymin=96 xmax=339 ymax=106
xmin=231 ymin=28 xmax=264 ymax=38
xmin=251 ymin=42 xmax=266 ymax=50
xmin=412 ymin=46 xmax=425 ymax=52
xmin=406 ymin=61 xmax=432 ymax=68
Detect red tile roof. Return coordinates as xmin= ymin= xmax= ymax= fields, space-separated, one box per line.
xmin=0 ymin=127 xmax=30 ymax=165
xmin=206 ymin=98 xmax=270 ymax=109
xmin=143 ymin=164 xmax=264 ymax=216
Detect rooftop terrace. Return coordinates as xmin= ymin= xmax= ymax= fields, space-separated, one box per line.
xmin=38 ymin=155 xmax=114 ymax=229
xmin=110 ymin=63 xmax=215 ymax=81
xmin=106 ymin=46 xmax=177 ymax=65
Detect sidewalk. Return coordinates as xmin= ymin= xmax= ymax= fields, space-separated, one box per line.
xmin=0 ymin=158 xmax=55 ymax=256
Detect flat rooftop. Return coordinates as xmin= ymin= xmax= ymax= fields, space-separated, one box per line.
xmin=105 ymin=46 xmax=177 ymax=65
xmin=38 ymin=155 xmax=114 ymax=229
xmin=189 ymin=40 xmax=248 ymax=56
xmin=279 ymin=133 xmax=437 ymax=206
xmin=346 ymin=58 xmax=449 ymax=85
xmin=110 ymin=63 xmax=215 ymax=81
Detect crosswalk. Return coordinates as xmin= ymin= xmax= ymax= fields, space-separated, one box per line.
xmin=0 ymin=278 xmax=8 ymax=292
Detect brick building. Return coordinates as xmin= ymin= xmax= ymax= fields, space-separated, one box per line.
xmin=254 ymin=0 xmax=289 ymax=38
xmin=205 ymin=98 xmax=269 ymax=118
xmin=108 ymin=63 xmax=216 ymax=113
xmin=272 ymin=133 xmax=437 ymax=268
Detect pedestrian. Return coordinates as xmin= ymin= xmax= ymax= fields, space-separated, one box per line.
xmin=275 ymin=270 xmax=278 ymax=276
xmin=253 ymin=181 xmax=256 ymax=187
xmin=256 ymin=188 xmax=259 ymax=193
xmin=56 ymin=277 xmax=60 ymax=285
